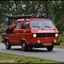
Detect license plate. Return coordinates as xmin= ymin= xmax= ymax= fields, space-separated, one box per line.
xmin=43 ymin=43 xmax=52 ymax=46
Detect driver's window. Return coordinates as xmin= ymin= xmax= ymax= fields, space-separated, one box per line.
xmin=22 ymin=21 xmax=29 ymax=29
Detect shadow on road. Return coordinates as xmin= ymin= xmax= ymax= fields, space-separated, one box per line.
xmin=10 ymin=47 xmax=54 ymax=52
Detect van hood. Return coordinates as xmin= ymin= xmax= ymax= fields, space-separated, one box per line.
xmin=31 ymin=29 xmax=59 ymax=33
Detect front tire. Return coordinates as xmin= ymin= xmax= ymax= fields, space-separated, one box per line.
xmin=47 ymin=46 xmax=53 ymax=51
xmin=22 ymin=42 xmax=28 ymax=51
xmin=5 ymin=40 xmax=11 ymax=49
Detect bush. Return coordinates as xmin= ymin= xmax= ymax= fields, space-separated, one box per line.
xmin=59 ymin=35 xmax=64 ymax=43
xmin=56 ymin=21 xmax=64 ymax=34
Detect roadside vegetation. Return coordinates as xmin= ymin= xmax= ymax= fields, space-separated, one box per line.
xmin=0 ymin=52 xmax=61 ymax=63
xmin=55 ymin=33 xmax=64 ymax=48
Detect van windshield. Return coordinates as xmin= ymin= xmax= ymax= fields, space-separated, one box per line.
xmin=30 ymin=20 xmax=56 ymax=29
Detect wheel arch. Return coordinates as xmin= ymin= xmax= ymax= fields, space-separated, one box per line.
xmin=20 ymin=38 xmax=26 ymax=45
xmin=4 ymin=37 xmax=9 ymax=43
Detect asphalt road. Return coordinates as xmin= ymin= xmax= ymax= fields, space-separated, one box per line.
xmin=0 ymin=43 xmax=64 ymax=62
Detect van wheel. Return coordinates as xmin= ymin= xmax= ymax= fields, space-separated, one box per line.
xmin=22 ymin=42 xmax=28 ymax=51
xmin=5 ymin=40 xmax=11 ymax=49
xmin=47 ymin=46 xmax=53 ymax=51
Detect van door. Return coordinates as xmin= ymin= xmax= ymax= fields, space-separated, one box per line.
xmin=21 ymin=21 xmax=31 ymax=44
xmin=13 ymin=22 xmax=21 ymax=45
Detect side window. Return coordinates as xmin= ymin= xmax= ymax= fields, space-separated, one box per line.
xmin=22 ymin=21 xmax=29 ymax=29
xmin=16 ymin=22 xmax=20 ymax=29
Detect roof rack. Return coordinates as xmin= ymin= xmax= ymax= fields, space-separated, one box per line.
xmin=7 ymin=15 xmax=32 ymax=19
xmin=6 ymin=14 xmax=49 ymax=19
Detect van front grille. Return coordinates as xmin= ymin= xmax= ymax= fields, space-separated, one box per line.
xmin=36 ymin=33 xmax=55 ymax=37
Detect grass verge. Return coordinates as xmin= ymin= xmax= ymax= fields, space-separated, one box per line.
xmin=0 ymin=52 xmax=60 ymax=63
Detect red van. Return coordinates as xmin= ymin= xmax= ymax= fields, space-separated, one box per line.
xmin=2 ymin=15 xmax=60 ymax=51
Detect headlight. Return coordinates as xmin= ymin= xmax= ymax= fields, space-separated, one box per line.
xmin=33 ymin=34 xmax=37 ymax=37
xmin=55 ymin=34 xmax=58 ymax=37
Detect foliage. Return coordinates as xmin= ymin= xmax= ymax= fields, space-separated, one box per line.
xmin=59 ymin=36 xmax=64 ymax=43
xmin=55 ymin=35 xmax=64 ymax=48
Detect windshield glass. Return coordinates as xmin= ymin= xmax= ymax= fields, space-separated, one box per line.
xmin=30 ymin=20 xmax=56 ymax=29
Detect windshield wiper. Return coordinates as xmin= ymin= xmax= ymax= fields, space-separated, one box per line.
xmin=32 ymin=26 xmax=40 ymax=28
xmin=44 ymin=26 xmax=51 ymax=28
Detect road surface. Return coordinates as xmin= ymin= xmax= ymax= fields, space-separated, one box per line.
xmin=0 ymin=43 xmax=64 ymax=62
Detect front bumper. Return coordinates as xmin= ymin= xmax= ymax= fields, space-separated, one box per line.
xmin=28 ymin=42 xmax=60 ymax=48
xmin=52 ymin=42 xmax=60 ymax=45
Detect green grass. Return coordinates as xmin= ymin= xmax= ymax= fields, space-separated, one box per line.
xmin=0 ymin=53 xmax=60 ymax=63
